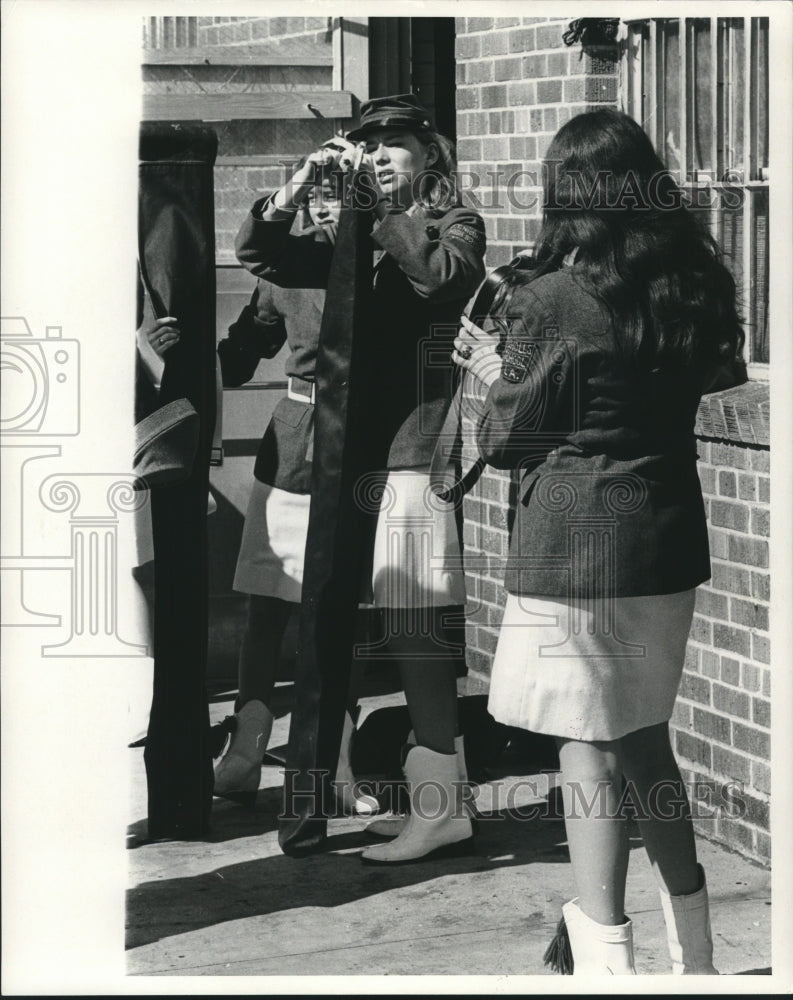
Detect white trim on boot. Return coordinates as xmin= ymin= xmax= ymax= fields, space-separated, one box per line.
xmin=659 ymin=864 xmax=719 ymax=974
xmin=562 ymin=899 xmax=637 ymax=975
xmin=213 ymin=699 xmax=273 ymax=803
xmin=361 ymin=744 xmax=474 ymax=865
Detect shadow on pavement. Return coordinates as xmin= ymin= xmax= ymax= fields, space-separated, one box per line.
xmin=126 ymin=806 xmax=648 ymax=950
xmin=126 ymin=785 xmax=284 ymax=847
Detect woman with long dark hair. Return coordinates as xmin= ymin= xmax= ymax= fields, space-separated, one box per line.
xmin=454 ymin=108 xmax=742 ymax=974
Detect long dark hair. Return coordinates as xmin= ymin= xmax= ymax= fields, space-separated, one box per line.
xmin=533 ymin=109 xmax=743 ymax=371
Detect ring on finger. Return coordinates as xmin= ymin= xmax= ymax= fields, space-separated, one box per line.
xmin=458 ymin=345 xmax=473 ymax=361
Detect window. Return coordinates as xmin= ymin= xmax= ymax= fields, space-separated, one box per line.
xmin=621 ymin=17 xmax=769 ymax=368
xmin=142 ymin=16 xmax=198 ymax=49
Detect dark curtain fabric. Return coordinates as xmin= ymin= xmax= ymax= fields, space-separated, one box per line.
xmin=278 ymin=182 xmax=378 ymax=855
xmin=138 ymin=122 xmax=218 ymax=839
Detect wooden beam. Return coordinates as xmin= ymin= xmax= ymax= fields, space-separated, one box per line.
xmin=216 ymin=155 xmax=298 ymax=167
xmin=142 ymin=90 xmax=354 ymax=122
xmin=142 ymin=45 xmax=333 ymax=67
xmin=333 ymin=17 xmax=369 ymax=102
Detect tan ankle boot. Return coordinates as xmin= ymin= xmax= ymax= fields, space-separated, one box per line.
xmin=361 ymin=744 xmax=474 ymax=865
xmin=365 ymin=733 xmax=476 ymax=838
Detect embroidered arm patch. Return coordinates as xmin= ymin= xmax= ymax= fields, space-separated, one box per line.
xmin=501 ymin=340 xmax=535 ymax=383
xmin=445 ymin=223 xmax=486 ymax=255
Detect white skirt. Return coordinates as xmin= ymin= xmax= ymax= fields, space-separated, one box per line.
xmin=487 ymin=589 xmax=696 ymax=741
xmin=233 ymin=480 xmax=310 ymax=602
xmin=234 ymin=469 xmax=465 ymax=609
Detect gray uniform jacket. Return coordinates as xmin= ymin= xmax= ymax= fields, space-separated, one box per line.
xmin=477 ymin=266 xmax=712 ymax=599
xmin=217 ymin=278 xmax=325 ymax=493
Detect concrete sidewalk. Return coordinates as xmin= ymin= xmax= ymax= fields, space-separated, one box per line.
xmin=126 ymin=680 xmax=772 ymax=980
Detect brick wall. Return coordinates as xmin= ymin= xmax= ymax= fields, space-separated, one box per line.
xmin=454 ymin=16 xmax=618 ymax=268
xmin=454 ymin=16 xmax=772 ymax=864
xmin=670 ymin=392 xmax=771 ymax=862
xmin=197 ymin=16 xmax=330 ymax=47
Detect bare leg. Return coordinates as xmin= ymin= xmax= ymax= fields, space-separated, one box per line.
xmin=237 ymin=595 xmax=293 ymax=709
xmin=619 ymin=722 xmax=700 ymax=897
xmin=359 ymin=607 xmax=473 ymax=862
xmin=557 ymin=737 xmax=630 ymax=926
xmin=400 ymin=658 xmax=458 ymax=754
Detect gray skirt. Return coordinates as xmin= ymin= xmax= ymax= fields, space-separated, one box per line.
xmin=487 ymin=589 xmax=696 ymax=741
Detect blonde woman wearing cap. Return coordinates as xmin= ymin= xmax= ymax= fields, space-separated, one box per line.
xmin=237 ymin=95 xmax=487 ymax=864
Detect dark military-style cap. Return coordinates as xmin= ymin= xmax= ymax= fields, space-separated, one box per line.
xmin=346 ymin=93 xmax=434 ymax=142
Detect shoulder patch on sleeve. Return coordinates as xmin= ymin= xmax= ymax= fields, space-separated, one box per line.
xmin=500 ymin=340 xmax=535 ymax=384
xmin=445 ymin=222 xmax=486 ymax=255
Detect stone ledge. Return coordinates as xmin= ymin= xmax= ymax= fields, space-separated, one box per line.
xmin=695 ymin=380 xmax=769 ymax=448
xmin=460 ymin=377 xmax=769 ymax=448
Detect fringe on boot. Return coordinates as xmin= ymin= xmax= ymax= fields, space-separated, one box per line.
xmin=543 ymin=915 xmax=574 ymax=974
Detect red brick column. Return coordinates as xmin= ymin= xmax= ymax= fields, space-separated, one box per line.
xmin=672 ymin=387 xmax=771 ymax=862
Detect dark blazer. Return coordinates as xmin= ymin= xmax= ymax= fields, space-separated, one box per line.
xmin=476 ymin=266 xmax=712 ymax=599
xmin=236 ymin=198 xmax=486 ymax=469
xmin=217 ymin=279 xmax=324 ymax=493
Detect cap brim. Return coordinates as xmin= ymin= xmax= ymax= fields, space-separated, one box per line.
xmin=345 ymin=121 xmax=432 ymax=143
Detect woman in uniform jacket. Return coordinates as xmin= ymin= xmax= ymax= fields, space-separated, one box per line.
xmin=454 ymin=109 xmax=742 ymax=974
xmin=236 ymin=94 xmax=487 ymax=864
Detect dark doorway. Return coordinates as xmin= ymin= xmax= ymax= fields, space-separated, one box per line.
xmin=369 ymin=18 xmax=457 ymax=143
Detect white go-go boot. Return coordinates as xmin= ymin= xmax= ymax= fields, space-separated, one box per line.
xmin=361 ymin=744 xmax=474 ymax=865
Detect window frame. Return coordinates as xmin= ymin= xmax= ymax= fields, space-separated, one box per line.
xmin=619 ymin=16 xmax=770 ymax=378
